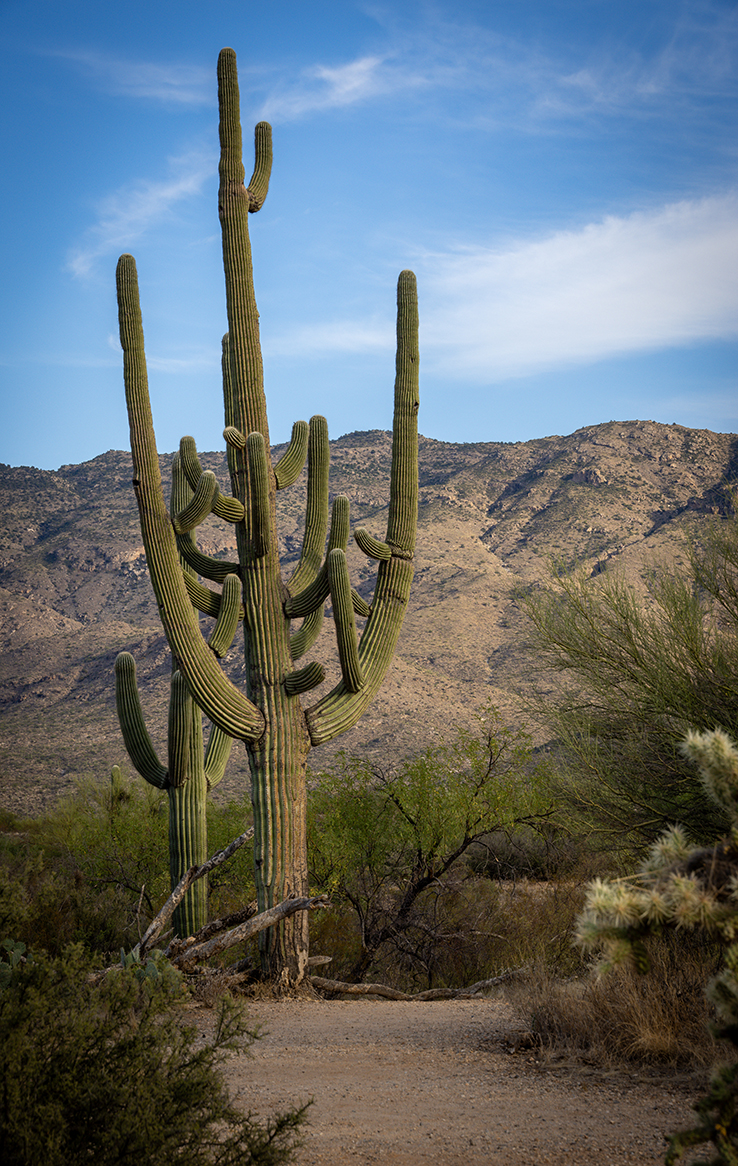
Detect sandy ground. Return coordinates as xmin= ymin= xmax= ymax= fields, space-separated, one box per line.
xmin=200 ymin=996 xmax=711 ymax=1166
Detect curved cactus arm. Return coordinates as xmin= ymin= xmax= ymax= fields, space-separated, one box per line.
xmin=328 ymin=548 xmax=364 ymax=693
xmin=204 ymin=723 xmax=234 ymax=790
xmin=274 ymin=420 xmax=309 ymax=489
xmin=354 ymin=527 xmax=391 ymax=561
xmin=385 ymin=272 xmax=419 ymax=555
xmin=305 ymin=270 xmax=419 ymax=745
xmin=285 ymin=569 xmax=330 ymax=619
xmin=114 ymin=652 xmax=169 ymax=789
xmin=287 ymin=415 xmax=330 ymax=593
xmin=167 ymin=670 xmax=192 ymax=787
xmin=172 ymin=470 xmax=219 ymax=534
xmin=284 ymin=660 xmax=326 ymax=697
xmin=171 ymin=451 xmax=241 ymax=585
xmin=246 ymin=118 xmax=272 ymax=210
xmin=285 ymin=492 xmax=351 ymax=619
xmin=116 ymin=253 xmax=264 ymax=743
xmin=223 ymin=424 xmax=246 ymax=450
xmin=176 ymin=534 xmax=240 ymax=584
xmin=247 ymin=432 xmax=271 ymax=557
xmin=179 ymin=436 xmax=245 ymax=524
xmin=290 ymin=606 xmax=324 ymax=660
xmin=208 ymin=573 xmax=242 ymax=658
xmin=352 ymin=590 xmax=372 ymax=618
xmin=181 ymin=572 xmax=243 ymax=620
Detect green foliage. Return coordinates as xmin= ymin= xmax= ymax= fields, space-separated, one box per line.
xmin=206 ymin=796 xmax=257 ymax=918
xmin=47 ymin=769 xmax=171 ymax=919
xmin=0 ymin=942 xmax=307 ymax=1165
xmin=308 ymin=707 xmax=550 ymax=986
xmin=518 ymin=517 xmax=738 ymax=849
xmin=576 ymin=728 xmax=738 ymax=1163
xmin=0 ymin=776 xmax=255 ymax=960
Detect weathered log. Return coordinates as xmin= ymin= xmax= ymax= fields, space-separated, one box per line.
xmin=310 ymin=967 xmax=529 ymax=1001
xmin=169 ymin=895 xmax=331 ymax=971
xmin=136 ymin=827 xmax=254 ymax=959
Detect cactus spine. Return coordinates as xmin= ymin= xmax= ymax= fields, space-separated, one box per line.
xmin=116 ymin=47 xmax=419 ymax=986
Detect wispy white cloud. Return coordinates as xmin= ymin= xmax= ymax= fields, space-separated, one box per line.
xmin=257 ymin=4 xmax=738 ymax=129
xmin=268 ymin=194 xmax=738 ymax=379
xmin=420 ymin=193 xmax=738 ymax=380
xmin=549 ymin=4 xmax=738 ymax=119
xmin=67 ymin=151 xmax=213 ymax=278
xmin=260 ymin=54 xmax=428 ymax=120
xmin=51 ymin=48 xmax=211 ymax=105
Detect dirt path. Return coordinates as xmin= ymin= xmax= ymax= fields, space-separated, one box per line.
xmin=205 ymin=996 xmax=709 ymax=1165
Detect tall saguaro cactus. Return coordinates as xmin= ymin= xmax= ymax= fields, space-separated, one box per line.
xmin=116 ymin=47 xmax=419 ymax=987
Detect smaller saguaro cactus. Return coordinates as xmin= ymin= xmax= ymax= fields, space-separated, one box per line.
xmin=578 ymin=728 xmax=738 ymax=1164
xmin=114 ymin=455 xmax=237 ymax=937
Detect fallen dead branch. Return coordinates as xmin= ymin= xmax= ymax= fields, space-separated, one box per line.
xmin=168 ymin=894 xmax=331 ymax=971
xmin=135 ymin=827 xmax=254 ymax=960
xmin=310 ymin=967 xmax=529 ymax=1001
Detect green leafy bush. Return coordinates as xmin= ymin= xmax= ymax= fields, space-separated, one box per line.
xmin=0 ymin=941 xmax=307 ymax=1165
xmin=517 ymin=513 xmax=738 ymax=851
xmin=307 ymin=707 xmax=553 ymax=987
xmin=0 ymin=773 xmax=256 ymax=960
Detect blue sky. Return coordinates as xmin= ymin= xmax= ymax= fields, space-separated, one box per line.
xmin=1 ymin=0 xmax=737 ymax=470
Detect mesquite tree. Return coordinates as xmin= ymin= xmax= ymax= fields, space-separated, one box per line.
xmin=115 ymin=47 xmax=419 ymax=987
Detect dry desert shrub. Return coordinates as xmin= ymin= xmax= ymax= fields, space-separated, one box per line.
xmin=508 ymin=932 xmax=721 ymax=1066
xmin=308 ymin=871 xmax=587 ymax=992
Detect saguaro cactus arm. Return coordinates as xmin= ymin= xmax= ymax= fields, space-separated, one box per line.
xmin=305 ymin=270 xmax=419 ymax=745
xmin=274 ymin=420 xmax=309 ymax=489
xmin=204 ymin=724 xmax=234 ymax=789
xmin=208 ymin=574 xmax=242 ymax=658
xmin=114 ymin=652 xmax=169 ymax=789
xmin=116 ymin=254 xmax=264 ymax=744
xmin=218 ymin=49 xmax=272 ymax=445
xmin=247 ymin=432 xmax=271 ymax=557
xmin=178 ymin=436 xmax=245 ymax=523
xmin=287 ymin=415 xmax=330 ymax=593
xmin=328 ymin=548 xmax=364 ymax=693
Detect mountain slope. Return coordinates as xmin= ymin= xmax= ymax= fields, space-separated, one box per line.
xmin=1 ymin=420 xmax=735 ymax=815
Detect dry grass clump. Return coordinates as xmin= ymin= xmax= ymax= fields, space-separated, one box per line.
xmin=508 ymin=933 xmax=722 ymax=1067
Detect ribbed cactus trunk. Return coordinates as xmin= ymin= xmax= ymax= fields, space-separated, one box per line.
xmin=116 ymin=47 xmax=419 ymax=987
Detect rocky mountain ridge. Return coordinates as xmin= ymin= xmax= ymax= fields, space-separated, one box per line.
xmin=1 ymin=419 xmax=735 ymax=815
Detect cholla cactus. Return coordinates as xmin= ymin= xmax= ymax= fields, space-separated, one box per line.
xmin=577 ymin=728 xmax=738 ymax=1163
